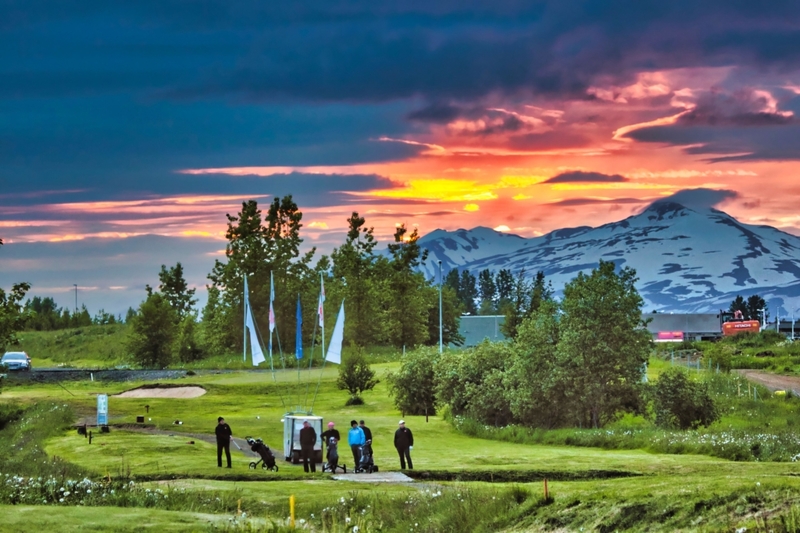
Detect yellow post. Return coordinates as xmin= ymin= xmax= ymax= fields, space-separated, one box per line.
xmin=290 ymin=494 xmax=295 ymax=527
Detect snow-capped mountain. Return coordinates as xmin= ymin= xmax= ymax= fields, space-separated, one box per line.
xmin=418 ymin=200 xmax=800 ymax=314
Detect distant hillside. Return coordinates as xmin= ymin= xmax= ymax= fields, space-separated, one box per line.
xmin=417 ymin=200 xmax=800 ymax=314
xmin=11 ymin=324 xmax=130 ymax=368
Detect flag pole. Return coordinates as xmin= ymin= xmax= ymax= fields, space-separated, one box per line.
xmin=311 ymin=299 xmax=342 ymax=413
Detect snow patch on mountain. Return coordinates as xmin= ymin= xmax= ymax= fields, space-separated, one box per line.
xmin=417 ymin=201 xmax=800 ymax=314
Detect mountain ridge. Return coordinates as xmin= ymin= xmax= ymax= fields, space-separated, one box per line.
xmin=417 ymin=199 xmax=800 ymax=315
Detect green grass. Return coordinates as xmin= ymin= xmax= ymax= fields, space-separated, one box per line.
xmin=11 ymin=324 xmax=130 ymax=368
xmin=0 ymin=505 xmax=235 ymax=532
xmin=11 ymin=344 xmax=800 ymax=531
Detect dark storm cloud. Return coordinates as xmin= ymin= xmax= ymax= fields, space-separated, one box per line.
xmin=544 ymin=171 xmax=628 ymax=184
xmin=4 ymin=1 xmax=800 ymax=104
xmin=622 ymin=90 xmax=800 ymax=161
xmin=406 ymin=103 xmax=464 ymax=124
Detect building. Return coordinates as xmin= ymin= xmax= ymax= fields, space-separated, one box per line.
xmin=457 ymin=315 xmax=506 ymax=346
xmin=642 ymin=313 xmax=722 ymax=342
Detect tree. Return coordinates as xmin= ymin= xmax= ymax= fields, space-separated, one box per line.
xmin=387 ymin=346 xmax=439 ymax=417
xmin=207 ymin=197 xmax=318 ymax=356
xmin=330 ymin=213 xmax=386 ymax=346
xmin=126 ymin=292 xmax=178 ymax=369
xmin=500 ymin=270 xmax=530 ymax=339
xmin=174 ymin=315 xmax=205 ymax=363
xmin=435 ymin=341 xmax=514 ymax=427
xmin=556 ymin=261 xmax=651 ymax=428
xmin=336 ymin=348 xmax=379 ymax=405
xmin=652 ymin=368 xmax=719 ymax=430
xmin=158 ymin=263 xmax=197 ymax=319
xmin=505 ymin=300 xmax=569 ymax=428
xmin=729 ymin=295 xmax=746 ymax=318
xmin=458 ymin=270 xmax=479 ymax=315
xmin=495 ymin=269 xmax=514 ymax=303
xmin=386 ymin=224 xmax=430 ymax=348
xmin=746 ymin=294 xmax=767 ymax=323
xmin=478 ymin=269 xmax=497 ymax=314
xmin=425 ymin=284 xmax=464 ymax=347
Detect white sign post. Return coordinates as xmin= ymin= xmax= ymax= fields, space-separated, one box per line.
xmin=97 ymin=394 xmax=108 ymax=426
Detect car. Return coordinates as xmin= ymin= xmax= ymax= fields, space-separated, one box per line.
xmin=1 ymin=351 xmax=32 ymax=371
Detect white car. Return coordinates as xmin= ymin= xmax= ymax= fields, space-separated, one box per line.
xmin=1 ymin=351 xmax=32 ymax=371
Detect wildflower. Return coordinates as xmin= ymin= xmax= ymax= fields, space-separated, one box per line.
xmin=345 ymin=517 xmax=351 ymax=524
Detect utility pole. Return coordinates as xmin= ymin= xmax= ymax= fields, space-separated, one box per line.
xmin=760 ymin=309 xmax=766 ymax=331
xmin=73 ymin=284 xmax=78 ymax=315
xmin=438 ymin=260 xmax=443 ymax=354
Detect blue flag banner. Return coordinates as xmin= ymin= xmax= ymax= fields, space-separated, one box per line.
xmin=295 ymin=295 xmax=303 ymax=360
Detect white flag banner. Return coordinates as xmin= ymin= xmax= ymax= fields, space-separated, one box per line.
xmin=246 ymin=302 xmax=266 ymax=366
xmin=324 ymin=301 xmax=345 ymax=364
xmin=318 ymin=275 xmax=326 ymax=327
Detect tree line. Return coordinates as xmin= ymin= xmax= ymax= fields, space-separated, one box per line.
xmin=446 ymin=267 xmax=553 ymax=339
xmin=388 ymin=261 xmax=719 ymax=430
xmin=127 ymin=197 xmax=465 ymax=368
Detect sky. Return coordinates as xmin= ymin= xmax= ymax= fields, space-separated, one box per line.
xmin=2 ymin=1 xmax=800 ymax=315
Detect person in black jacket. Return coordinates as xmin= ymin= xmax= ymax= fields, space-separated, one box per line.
xmin=215 ymin=417 xmax=233 ymax=468
xmin=359 ymin=420 xmax=372 ymax=442
xmin=394 ymin=419 xmax=414 ymax=470
xmin=299 ymin=420 xmax=318 ymax=473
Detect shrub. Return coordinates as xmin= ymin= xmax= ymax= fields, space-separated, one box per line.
xmin=387 ymin=346 xmax=439 ymax=416
xmin=652 ymin=367 xmax=719 ymax=430
xmin=337 ymin=348 xmax=378 ymax=404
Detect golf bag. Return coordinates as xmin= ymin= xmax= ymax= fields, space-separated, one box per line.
xmin=356 ymin=439 xmax=378 ymax=473
xmin=322 ymin=437 xmax=346 ymax=473
xmin=246 ymin=437 xmax=279 ymax=471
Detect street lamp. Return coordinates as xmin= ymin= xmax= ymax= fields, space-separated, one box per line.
xmin=438 ymin=260 xmax=443 ymax=354
xmin=73 ymin=284 xmax=78 ymax=315
xmin=759 ymin=308 xmax=766 ymax=331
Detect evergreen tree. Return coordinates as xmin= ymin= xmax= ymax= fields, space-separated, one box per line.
xmin=158 ymin=263 xmax=197 ymax=319
xmin=425 ymin=284 xmax=464 ymax=347
xmin=386 ymin=224 xmax=430 ymax=348
xmin=500 ymin=270 xmax=530 ymax=339
xmin=206 ymin=197 xmax=317 ymax=356
xmin=746 ymin=294 xmax=767 ymax=322
xmin=729 ymin=295 xmax=746 ymax=318
xmin=330 ymin=212 xmax=386 ymax=346
xmin=458 ymin=270 xmax=479 ymax=315
xmin=478 ymin=269 xmax=497 ymax=314
xmin=126 ymin=292 xmax=178 ymax=369
xmin=495 ymin=269 xmax=514 ymax=304
xmin=336 ymin=348 xmax=379 ymax=405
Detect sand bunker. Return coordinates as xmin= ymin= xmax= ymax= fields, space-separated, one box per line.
xmin=114 ymin=386 xmax=207 ymax=399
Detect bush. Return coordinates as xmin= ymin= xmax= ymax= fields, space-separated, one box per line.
xmin=652 ymin=367 xmax=719 ymax=430
xmin=387 ymin=346 xmax=439 ymax=416
xmin=125 ymin=293 xmax=177 ymax=369
xmin=337 ymin=348 xmax=378 ymax=404
xmin=435 ymin=341 xmax=514 ymax=427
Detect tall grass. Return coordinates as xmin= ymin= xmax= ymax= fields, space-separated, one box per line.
xmin=449 ymin=371 xmax=800 ymax=462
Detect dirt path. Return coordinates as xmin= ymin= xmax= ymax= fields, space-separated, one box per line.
xmin=735 ymin=370 xmax=800 ymax=395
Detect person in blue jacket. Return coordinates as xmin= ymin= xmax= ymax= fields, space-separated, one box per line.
xmin=347 ymin=419 xmax=365 ymax=466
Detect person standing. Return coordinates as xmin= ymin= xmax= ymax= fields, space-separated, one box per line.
xmin=299 ymin=420 xmax=317 ymax=473
xmin=215 ymin=416 xmax=233 ymax=468
xmin=347 ymin=420 xmax=365 ymax=467
xmin=321 ymin=422 xmax=340 ymax=461
xmin=394 ymin=420 xmax=414 ymax=470
xmin=359 ymin=420 xmax=372 ymax=442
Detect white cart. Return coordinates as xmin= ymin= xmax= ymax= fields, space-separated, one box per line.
xmin=282 ymin=414 xmax=323 ymax=464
